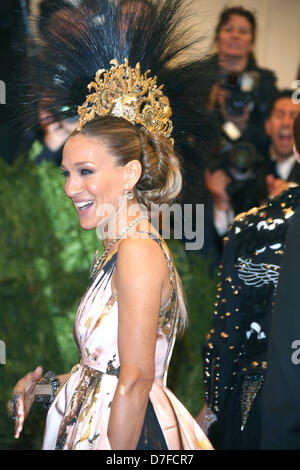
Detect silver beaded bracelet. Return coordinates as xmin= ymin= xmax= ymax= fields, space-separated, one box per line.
xmin=34 ymin=371 xmax=61 ymax=410
xmin=7 ymin=393 xmax=20 ymax=420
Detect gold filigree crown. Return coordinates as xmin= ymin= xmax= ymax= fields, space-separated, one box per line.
xmin=77 ymin=58 xmax=173 ymax=139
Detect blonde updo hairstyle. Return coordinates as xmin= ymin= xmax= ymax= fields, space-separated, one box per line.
xmin=71 ymin=115 xmax=182 ymax=208
xmin=71 ymin=115 xmax=187 ymax=333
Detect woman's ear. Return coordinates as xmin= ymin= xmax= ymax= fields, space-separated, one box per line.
xmin=123 ymin=159 xmax=142 ymax=190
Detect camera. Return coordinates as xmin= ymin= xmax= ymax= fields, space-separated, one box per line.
xmin=209 ymin=121 xmax=263 ymax=202
xmin=220 ymin=70 xmax=260 ymax=116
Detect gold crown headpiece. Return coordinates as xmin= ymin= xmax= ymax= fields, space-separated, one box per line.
xmin=77 ymin=58 xmax=173 ymax=139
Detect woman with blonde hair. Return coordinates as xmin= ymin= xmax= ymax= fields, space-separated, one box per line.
xmin=8 ymin=0 xmax=213 ymax=450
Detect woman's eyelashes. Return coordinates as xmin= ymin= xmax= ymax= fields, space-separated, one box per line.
xmin=61 ymin=168 xmax=93 ymax=177
xmin=80 ymin=168 xmax=94 ymax=176
xmin=223 ymin=26 xmax=250 ymax=35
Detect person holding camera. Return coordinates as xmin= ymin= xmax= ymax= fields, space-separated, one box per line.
xmin=13 ymin=0 xmax=80 ymax=165
xmin=201 ymin=6 xmax=278 ymax=269
xmin=207 ymin=6 xmax=277 ymax=156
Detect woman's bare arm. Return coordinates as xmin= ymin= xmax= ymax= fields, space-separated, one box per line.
xmin=108 ymin=238 xmax=170 ymax=450
xmin=12 ymin=369 xmax=71 ymax=439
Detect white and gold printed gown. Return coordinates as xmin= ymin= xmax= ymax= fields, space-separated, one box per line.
xmin=42 ymin=234 xmax=212 ymax=450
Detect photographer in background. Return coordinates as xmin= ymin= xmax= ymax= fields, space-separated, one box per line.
xmin=202 ymin=90 xmax=300 ymax=269
xmin=14 ymin=0 xmax=80 ymax=164
xmin=197 ymin=114 xmax=300 ymax=450
xmin=31 ymin=99 xmax=78 ymax=166
xmin=208 ymin=6 xmax=277 ymax=156
xmin=202 ymin=6 xmax=277 ymax=269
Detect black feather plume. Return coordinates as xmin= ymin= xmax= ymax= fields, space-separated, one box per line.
xmin=20 ymin=0 xmax=218 ymax=203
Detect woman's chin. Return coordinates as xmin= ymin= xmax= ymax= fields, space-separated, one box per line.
xmin=78 ymin=216 xmax=109 ymax=232
xmin=78 ymin=218 xmax=97 ymax=231
xmin=223 ymin=47 xmax=244 ymax=59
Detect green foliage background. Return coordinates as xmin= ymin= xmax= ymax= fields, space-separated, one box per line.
xmin=0 ymin=157 xmax=217 ymax=450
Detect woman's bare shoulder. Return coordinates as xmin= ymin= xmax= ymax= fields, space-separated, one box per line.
xmin=117 ymin=236 xmax=167 ymax=271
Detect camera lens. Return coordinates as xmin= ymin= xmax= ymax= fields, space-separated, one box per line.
xmin=225 ymin=91 xmax=250 ymax=116
xmin=228 ymin=141 xmax=257 ymax=172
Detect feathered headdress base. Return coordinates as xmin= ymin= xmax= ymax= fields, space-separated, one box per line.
xmin=77 ymin=58 xmax=173 ymax=140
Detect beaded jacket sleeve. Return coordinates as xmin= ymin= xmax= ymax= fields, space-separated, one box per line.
xmin=202 ymin=187 xmax=300 ymax=419
xmin=202 ymin=217 xmax=245 ymax=415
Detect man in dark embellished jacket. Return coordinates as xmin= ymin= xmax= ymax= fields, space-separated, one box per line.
xmin=261 ymin=113 xmax=300 ymax=449
xmin=198 ymin=178 xmax=300 ymax=449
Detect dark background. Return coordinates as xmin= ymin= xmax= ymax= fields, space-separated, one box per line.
xmin=0 ymin=0 xmax=30 ymax=164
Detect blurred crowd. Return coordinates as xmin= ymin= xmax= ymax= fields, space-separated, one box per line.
xmin=195 ymin=5 xmax=300 ymax=452
xmin=201 ymin=6 xmax=300 ymax=269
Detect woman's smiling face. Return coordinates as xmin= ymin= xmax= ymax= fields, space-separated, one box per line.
xmin=217 ymin=14 xmax=254 ymax=60
xmin=62 ymin=134 xmax=126 ymax=230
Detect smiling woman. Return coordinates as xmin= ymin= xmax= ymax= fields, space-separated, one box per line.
xmin=215 ymin=7 xmax=256 ymax=71
xmin=61 ymin=133 xmax=128 ymax=231
xmin=12 ymin=102 xmax=211 ymax=452
xmin=8 ymin=0 xmax=214 ymax=451
xmin=62 ymin=116 xmax=182 ymax=233
xmin=206 ymin=6 xmax=277 ymax=157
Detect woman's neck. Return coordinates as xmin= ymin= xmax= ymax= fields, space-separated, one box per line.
xmin=100 ymin=201 xmax=148 ymax=249
xmin=218 ymin=53 xmax=249 ymax=74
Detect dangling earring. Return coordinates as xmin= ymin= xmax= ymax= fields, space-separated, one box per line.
xmin=126 ymin=190 xmax=134 ymax=200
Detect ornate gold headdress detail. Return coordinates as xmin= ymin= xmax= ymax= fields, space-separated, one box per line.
xmin=77 ymin=58 xmax=173 ymax=139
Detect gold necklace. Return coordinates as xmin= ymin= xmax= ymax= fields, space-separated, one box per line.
xmin=89 ymin=215 xmax=149 ymax=282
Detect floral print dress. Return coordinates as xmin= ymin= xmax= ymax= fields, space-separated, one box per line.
xmin=42 ymin=235 xmax=212 ymax=450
